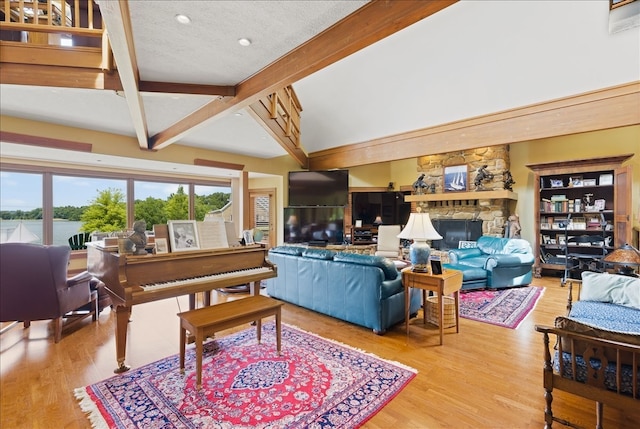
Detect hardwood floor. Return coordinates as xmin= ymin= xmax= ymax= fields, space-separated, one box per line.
xmin=1 ymin=276 xmax=639 ymax=428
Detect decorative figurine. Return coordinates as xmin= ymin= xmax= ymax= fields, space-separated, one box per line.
xmin=503 ymin=169 xmax=515 ymax=191
xmin=474 ymin=165 xmax=494 ymax=190
xmin=128 ymin=219 xmax=148 ymax=255
xmin=412 ymin=173 xmax=428 ymax=195
xmin=508 ymin=214 xmax=521 ymax=238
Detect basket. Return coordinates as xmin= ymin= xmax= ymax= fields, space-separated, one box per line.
xmin=425 ymin=295 xmax=456 ymax=328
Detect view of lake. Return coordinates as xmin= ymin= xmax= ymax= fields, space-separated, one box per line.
xmin=0 ymin=220 xmax=84 ymax=246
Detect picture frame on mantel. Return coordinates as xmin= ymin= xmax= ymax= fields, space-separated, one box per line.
xmin=444 ymin=165 xmax=468 ymax=192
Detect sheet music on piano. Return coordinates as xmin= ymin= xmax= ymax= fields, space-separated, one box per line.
xmin=197 ymin=220 xmax=229 ymax=249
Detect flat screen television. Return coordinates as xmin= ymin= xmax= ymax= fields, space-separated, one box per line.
xmin=284 ymin=206 xmax=345 ymax=245
xmin=288 ymin=170 xmax=349 ymax=206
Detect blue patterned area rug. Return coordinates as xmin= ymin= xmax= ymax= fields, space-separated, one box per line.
xmin=459 ymin=286 xmax=544 ymax=329
xmin=75 ymin=323 xmax=416 ymax=428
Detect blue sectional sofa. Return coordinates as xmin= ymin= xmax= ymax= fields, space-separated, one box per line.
xmin=265 ymin=246 xmax=422 ymax=334
xmin=444 ymin=235 xmax=534 ymax=290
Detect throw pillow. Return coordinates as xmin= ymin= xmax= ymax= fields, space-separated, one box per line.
xmin=580 ymin=271 xmax=640 ymax=309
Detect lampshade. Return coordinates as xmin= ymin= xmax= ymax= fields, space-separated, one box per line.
xmin=397 ymin=213 xmax=443 ymax=241
xmin=398 ymin=212 xmax=442 ymax=272
xmin=604 ymin=243 xmax=640 ymax=276
xmin=373 ymin=216 xmax=383 ymax=225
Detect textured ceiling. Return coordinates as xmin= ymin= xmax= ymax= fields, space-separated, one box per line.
xmin=1 ymin=1 xmax=638 ymax=178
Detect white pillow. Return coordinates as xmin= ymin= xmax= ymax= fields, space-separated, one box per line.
xmin=580 ymin=271 xmax=640 ymax=309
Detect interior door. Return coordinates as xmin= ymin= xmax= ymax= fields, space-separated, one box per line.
xmin=249 ymin=188 xmax=276 ymax=248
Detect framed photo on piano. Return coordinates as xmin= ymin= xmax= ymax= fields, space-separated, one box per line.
xmin=155 ymin=238 xmax=168 ymax=254
xmin=168 ymin=220 xmax=200 ymax=251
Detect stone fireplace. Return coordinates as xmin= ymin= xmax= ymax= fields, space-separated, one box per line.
xmin=412 ymin=146 xmax=515 ymax=242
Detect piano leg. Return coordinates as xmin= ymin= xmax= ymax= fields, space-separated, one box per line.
xmin=113 ymin=305 xmax=132 ymax=373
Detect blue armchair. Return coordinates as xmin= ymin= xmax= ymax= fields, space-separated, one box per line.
xmin=445 ymin=236 xmax=534 ymax=290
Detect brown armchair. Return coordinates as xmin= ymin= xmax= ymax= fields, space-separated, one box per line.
xmin=0 ymin=242 xmax=97 ymax=343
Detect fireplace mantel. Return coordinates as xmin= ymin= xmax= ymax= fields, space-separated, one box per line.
xmin=405 ymin=190 xmax=517 ymax=203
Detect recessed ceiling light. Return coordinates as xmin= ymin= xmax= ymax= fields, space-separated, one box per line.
xmin=238 ymin=38 xmax=251 ymax=47
xmin=234 ymin=112 xmax=243 ymax=117
xmin=174 ymin=14 xmax=191 ymax=25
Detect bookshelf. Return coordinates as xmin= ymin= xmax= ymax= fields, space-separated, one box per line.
xmin=527 ymin=154 xmax=633 ymax=279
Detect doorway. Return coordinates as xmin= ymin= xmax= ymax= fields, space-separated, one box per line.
xmin=249 ymin=188 xmax=276 ymax=248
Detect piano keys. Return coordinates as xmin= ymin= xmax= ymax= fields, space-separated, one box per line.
xmin=87 ymin=242 xmax=277 ymax=373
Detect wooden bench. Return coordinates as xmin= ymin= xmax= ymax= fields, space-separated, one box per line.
xmin=178 ymin=295 xmax=284 ymax=389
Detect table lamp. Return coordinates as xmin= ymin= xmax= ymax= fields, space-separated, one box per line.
xmin=603 ymin=243 xmax=640 ymax=277
xmin=397 ymin=210 xmax=442 ymax=272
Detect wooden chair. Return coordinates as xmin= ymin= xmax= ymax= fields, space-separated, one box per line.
xmin=68 ymin=232 xmax=91 ymax=250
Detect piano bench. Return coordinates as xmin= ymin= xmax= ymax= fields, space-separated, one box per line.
xmin=178 ymin=295 xmax=284 ymax=389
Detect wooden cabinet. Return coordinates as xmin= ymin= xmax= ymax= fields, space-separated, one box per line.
xmin=527 ymin=154 xmax=633 ymax=279
xmin=351 ymin=227 xmax=378 ymax=244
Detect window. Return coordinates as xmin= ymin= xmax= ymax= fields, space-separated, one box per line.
xmin=53 ymin=175 xmax=126 ymax=244
xmin=1 ymin=164 xmax=233 ymax=248
xmin=0 ymin=171 xmax=43 ymax=244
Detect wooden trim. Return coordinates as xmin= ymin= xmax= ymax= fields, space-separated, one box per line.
xmin=0 ymin=131 xmax=93 ymax=152
xmin=0 ymin=62 xmax=122 ymax=89
xmin=194 ymin=158 xmax=244 ymax=171
xmin=526 ymin=154 xmax=635 ymax=173
xmin=309 ymin=81 xmax=640 ymax=170
xmin=147 ymin=0 xmax=457 ymax=150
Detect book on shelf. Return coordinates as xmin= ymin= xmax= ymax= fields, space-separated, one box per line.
xmin=550 ymin=194 xmax=567 ymax=201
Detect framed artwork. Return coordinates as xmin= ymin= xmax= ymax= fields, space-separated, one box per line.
xmin=155 ymin=238 xmax=169 ymax=254
xmin=242 ymin=229 xmax=255 ymax=245
xmin=599 ymin=174 xmax=613 ymax=186
xmin=557 ymin=234 xmax=566 ymax=245
xmin=594 ymin=199 xmax=606 ymax=211
xmin=549 ymin=178 xmax=564 ymax=188
xmin=444 ymin=165 xmax=467 ymax=192
xmin=168 ymin=220 xmax=200 ymax=251
xmin=430 ymin=259 xmax=443 ymax=275
xmin=458 ymin=240 xmax=478 ymax=249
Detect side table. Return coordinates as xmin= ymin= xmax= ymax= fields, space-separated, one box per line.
xmin=401 ymin=267 xmax=463 ymax=345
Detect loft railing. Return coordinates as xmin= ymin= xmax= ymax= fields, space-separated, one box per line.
xmin=0 ymin=0 xmax=110 ymax=69
xmin=268 ymin=85 xmax=302 ymax=148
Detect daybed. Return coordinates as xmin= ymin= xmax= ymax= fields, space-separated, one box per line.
xmin=445 ymin=235 xmax=534 ymax=290
xmin=535 ymin=271 xmax=640 ymax=428
xmin=265 ymin=246 xmax=421 ymax=334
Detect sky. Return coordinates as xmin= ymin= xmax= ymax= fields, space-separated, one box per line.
xmin=0 ymin=171 xmax=229 ymax=211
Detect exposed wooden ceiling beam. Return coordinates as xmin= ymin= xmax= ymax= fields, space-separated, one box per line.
xmin=308 ymin=82 xmax=640 ymax=170
xmin=138 ymin=81 xmax=235 ymax=97
xmin=98 ymin=0 xmax=149 ymax=150
xmin=0 ymin=62 xmax=235 ymax=97
xmin=149 ymin=0 xmax=458 ymax=151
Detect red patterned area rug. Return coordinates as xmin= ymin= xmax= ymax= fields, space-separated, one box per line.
xmin=75 ymin=323 xmax=416 ymax=428
xmin=459 ymin=286 xmax=544 ymax=329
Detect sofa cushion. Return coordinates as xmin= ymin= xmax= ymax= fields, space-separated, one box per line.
xmin=333 ymin=252 xmax=398 ymax=280
xmin=568 ymin=301 xmax=640 ymax=334
xmin=580 ymin=271 xmax=640 ymax=309
xmin=555 ymin=315 xmax=640 ymax=365
xmin=302 ymin=248 xmax=335 ymax=260
xmin=269 ymin=246 xmax=304 ymax=256
xmin=476 ymin=236 xmax=511 ymax=255
xmin=444 ymin=264 xmax=487 ymax=281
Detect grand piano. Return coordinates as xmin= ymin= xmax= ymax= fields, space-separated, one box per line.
xmin=87 ymin=241 xmax=277 ymax=373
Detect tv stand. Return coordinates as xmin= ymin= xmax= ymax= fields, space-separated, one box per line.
xmin=308 ymin=240 xmax=328 ymax=247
